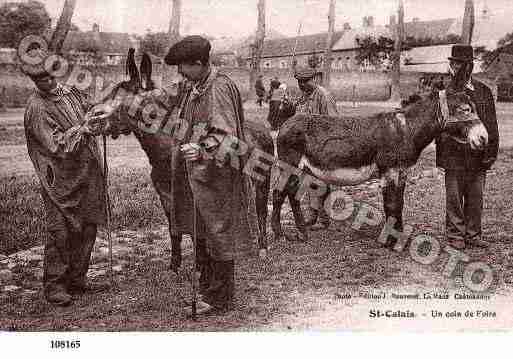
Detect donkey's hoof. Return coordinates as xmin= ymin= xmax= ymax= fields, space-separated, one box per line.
xmin=169 ymin=256 xmax=182 ymax=273
xmin=259 ymin=248 xmax=268 ymax=259
xmin=285 ymin=231 xmax=307 ymax=243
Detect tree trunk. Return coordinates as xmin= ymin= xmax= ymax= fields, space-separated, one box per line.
xmin=49 ymin=0 xmax=77 ymax=53
xmin=390 ymin=0 xmax=404 ymax=102
xmin=249 ymin=0 xmax=266 ymax=100
xmin=461 ymin=0 xmax=475 ymax=45
xmin=323 ymin=0 xmax=336 ymax=88
xmin=169 ymin=0 xmax=182 ymax=45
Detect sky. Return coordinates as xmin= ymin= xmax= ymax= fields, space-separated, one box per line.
xmin=38 ymin=0 xmax=513 ymax=38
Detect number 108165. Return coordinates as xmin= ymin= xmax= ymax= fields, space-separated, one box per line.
xmin=50 ymin=340 xmax=81 ymax=349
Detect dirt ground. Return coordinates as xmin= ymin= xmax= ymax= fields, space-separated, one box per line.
xmin=1 ymin=103 xmax=513 ymax=331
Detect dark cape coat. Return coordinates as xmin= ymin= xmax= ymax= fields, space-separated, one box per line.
xmin=158 ymin=69 xmax=258 ymax=261
xmin=24 ymin=85 xmax=106 ymax=233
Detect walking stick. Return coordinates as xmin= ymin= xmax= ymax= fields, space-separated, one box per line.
xmin=103 ymin=135 xmax=114 ymax=288
xmin=191 ymin=197 xmax=198 ymax=320
xmin=183 ymin=156 xmax=198 ymax=320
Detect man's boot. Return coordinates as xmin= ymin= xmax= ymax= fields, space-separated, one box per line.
xmin=68 ymin=281 xmax=111 ymax=295
xmin=185 ymin=260 xmax=234 ymax=315
xmin=45 ymin=285 xmax=73 ymax=307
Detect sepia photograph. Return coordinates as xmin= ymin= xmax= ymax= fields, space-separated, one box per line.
xmin=1 ymin=0 xmax=513 ymax=351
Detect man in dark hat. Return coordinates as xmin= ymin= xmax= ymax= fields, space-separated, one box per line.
xmin=165 ymin=35 xmax=257 ymax=315
xmin=436 ymin=44 xmax=499 ymax=250
xmin=294 ymin=68 xmax=339 ymax=229
xmin=21 ymin=50 xmax=109 ymax=306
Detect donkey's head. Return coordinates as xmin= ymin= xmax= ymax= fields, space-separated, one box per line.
xmin=91 ymin=49 xmax=180 ymax=138
xmin=403 ymin=86 xmax=488 ymax=150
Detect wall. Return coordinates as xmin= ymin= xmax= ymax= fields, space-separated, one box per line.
xmin=0 ymin=62 xmax=423 ymax=107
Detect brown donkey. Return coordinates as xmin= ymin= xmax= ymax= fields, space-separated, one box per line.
xmin=272 ymin=89 xmax=489 ymax=246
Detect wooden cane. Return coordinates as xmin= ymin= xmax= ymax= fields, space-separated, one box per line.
xmin=103 ymin=135 xmax=114 ymax=288
xmin=183 ymin=147 xmax=198 ymax=320
xmin=191 ymin=197 xmax=198 ymax=320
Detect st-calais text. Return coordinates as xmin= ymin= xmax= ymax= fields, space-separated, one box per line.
xmin=369 ymin=310 xmax=416 ymax=318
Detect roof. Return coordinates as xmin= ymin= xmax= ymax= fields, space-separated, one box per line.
xmin=403 ymin=44 xmax=453 ymax=65
xmin=247 ymin=31 xmax=344 ymax=59
xmin=401 ymin=44 xmax=484 ymax=74
xmin=62 ymin=30 xmax=137 ymax=55
xmin=333 ymin=18 xmax=458 ymax=51
xmin=404 ymin=18 xmax=458 ymax=40
xmin=401 ymin=45 xmax=452 ymax=73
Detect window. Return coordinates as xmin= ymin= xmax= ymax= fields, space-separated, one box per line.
xmin=279 ymin=60 xmax=287 ymax=69
xmin=264 ymin=61 xmax=271 ymax=68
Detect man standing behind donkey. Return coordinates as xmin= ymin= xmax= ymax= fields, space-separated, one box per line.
xmin=437 ymin=44 xmax=499 ymax=250
xmin=21 ymin=50 xmax=109 ymax=306
xmin=294 ymin=68 xmax=339 ymax=229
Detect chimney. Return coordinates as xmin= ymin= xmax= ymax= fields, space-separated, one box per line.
xmin=92 ymin=23 xmax=100 ymax=33
xmin=389 ymin=15 xmax=396 ymax=27
xmin=343 ymin=22 xmax=351 ymax=30
xmin=482 ymin=3 xmax=491 ymax=20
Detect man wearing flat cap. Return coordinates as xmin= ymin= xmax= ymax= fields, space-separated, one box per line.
xmin=436 ymin=44 xmax=499 ymax=250
xmin=21 ymin=49 xmax=109 ymax=306
xmin=165 ymin=35 xmax=256 ymax=315
xmin=294 ymin=67 xmax=339 ymax=229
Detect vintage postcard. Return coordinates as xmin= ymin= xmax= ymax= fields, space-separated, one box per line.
xmin=1 ymin=0 xmax=513 ymax=353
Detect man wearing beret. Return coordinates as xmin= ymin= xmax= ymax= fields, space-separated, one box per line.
xmin=294 ymin=68 xmax=339 ymax=229
xmin=21 ymin=50 xmax=109 ymax=306
xmin=436 ymin=44 xmax=500 ymax=250
xmin=165 ymin=35 xmax=257 ymax=315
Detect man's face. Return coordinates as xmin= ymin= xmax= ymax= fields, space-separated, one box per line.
xmin=178 ymin=62 xmax=207 ymax=82
xmin=449 ymin=60 xmax=466 ymax=78
xmin=33 ymin=74 xmax=57 ymax=93
xmin=298 ymin=79 xmax=315 ymax=94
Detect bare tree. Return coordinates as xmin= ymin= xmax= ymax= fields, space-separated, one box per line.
xmin=249 ymin=0 xmax=266 ymax=100
xmin=323 ymin=0 xmax=336 ymax=88
xmin=49 ymin=0 xmax=77 ymax=53
xmin=169 ymin=0 xmax=182 ymax=45
xmin=461 ymin=0 xmax=475 ymax=45
xmin=390 ymin=0 xmax=404 ymax=102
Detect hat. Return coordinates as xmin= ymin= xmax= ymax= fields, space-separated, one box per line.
xmin=165 ymin=36 xmax=211 ymax=66
xmin=19 ymin=48 xmax=52 ymax=78
xmin=448 ymin=44 xmax=474 ymax=63
xmin=294 ymin=68 xmax=322 ymax=81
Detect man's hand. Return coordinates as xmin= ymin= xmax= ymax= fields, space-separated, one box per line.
xmin=181 ymin=143 xmax=204 ymax=162
xmin=83 ymin=107 xmax=112 ymax=136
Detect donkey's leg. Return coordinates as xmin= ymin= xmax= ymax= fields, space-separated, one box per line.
xmin=381 ymin=176 xmax=406 ymax=249
xmin=169 ymin=230 xmax=183 ymax=272
xmin=256 ymin=178 xmax=270 ymax=255
xmin=271 ymin=189 xmax=287 ymax=242
xmin=166 ymin=211 xmax=182 ymax=272
xmin=288 ymin=192 xmax=309 ymax=242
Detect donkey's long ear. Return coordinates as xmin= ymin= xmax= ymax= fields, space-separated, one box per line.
xmin=126 ymin=48 xmax=141 ymax=88
xmin=140 ymin=53 xmax=154 ymax=90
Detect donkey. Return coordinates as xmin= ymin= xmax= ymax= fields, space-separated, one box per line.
xmin=271 ymin=88 xmax=489 ymax=245
xmin=93 ymin=49 xmax=274 ymax=269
